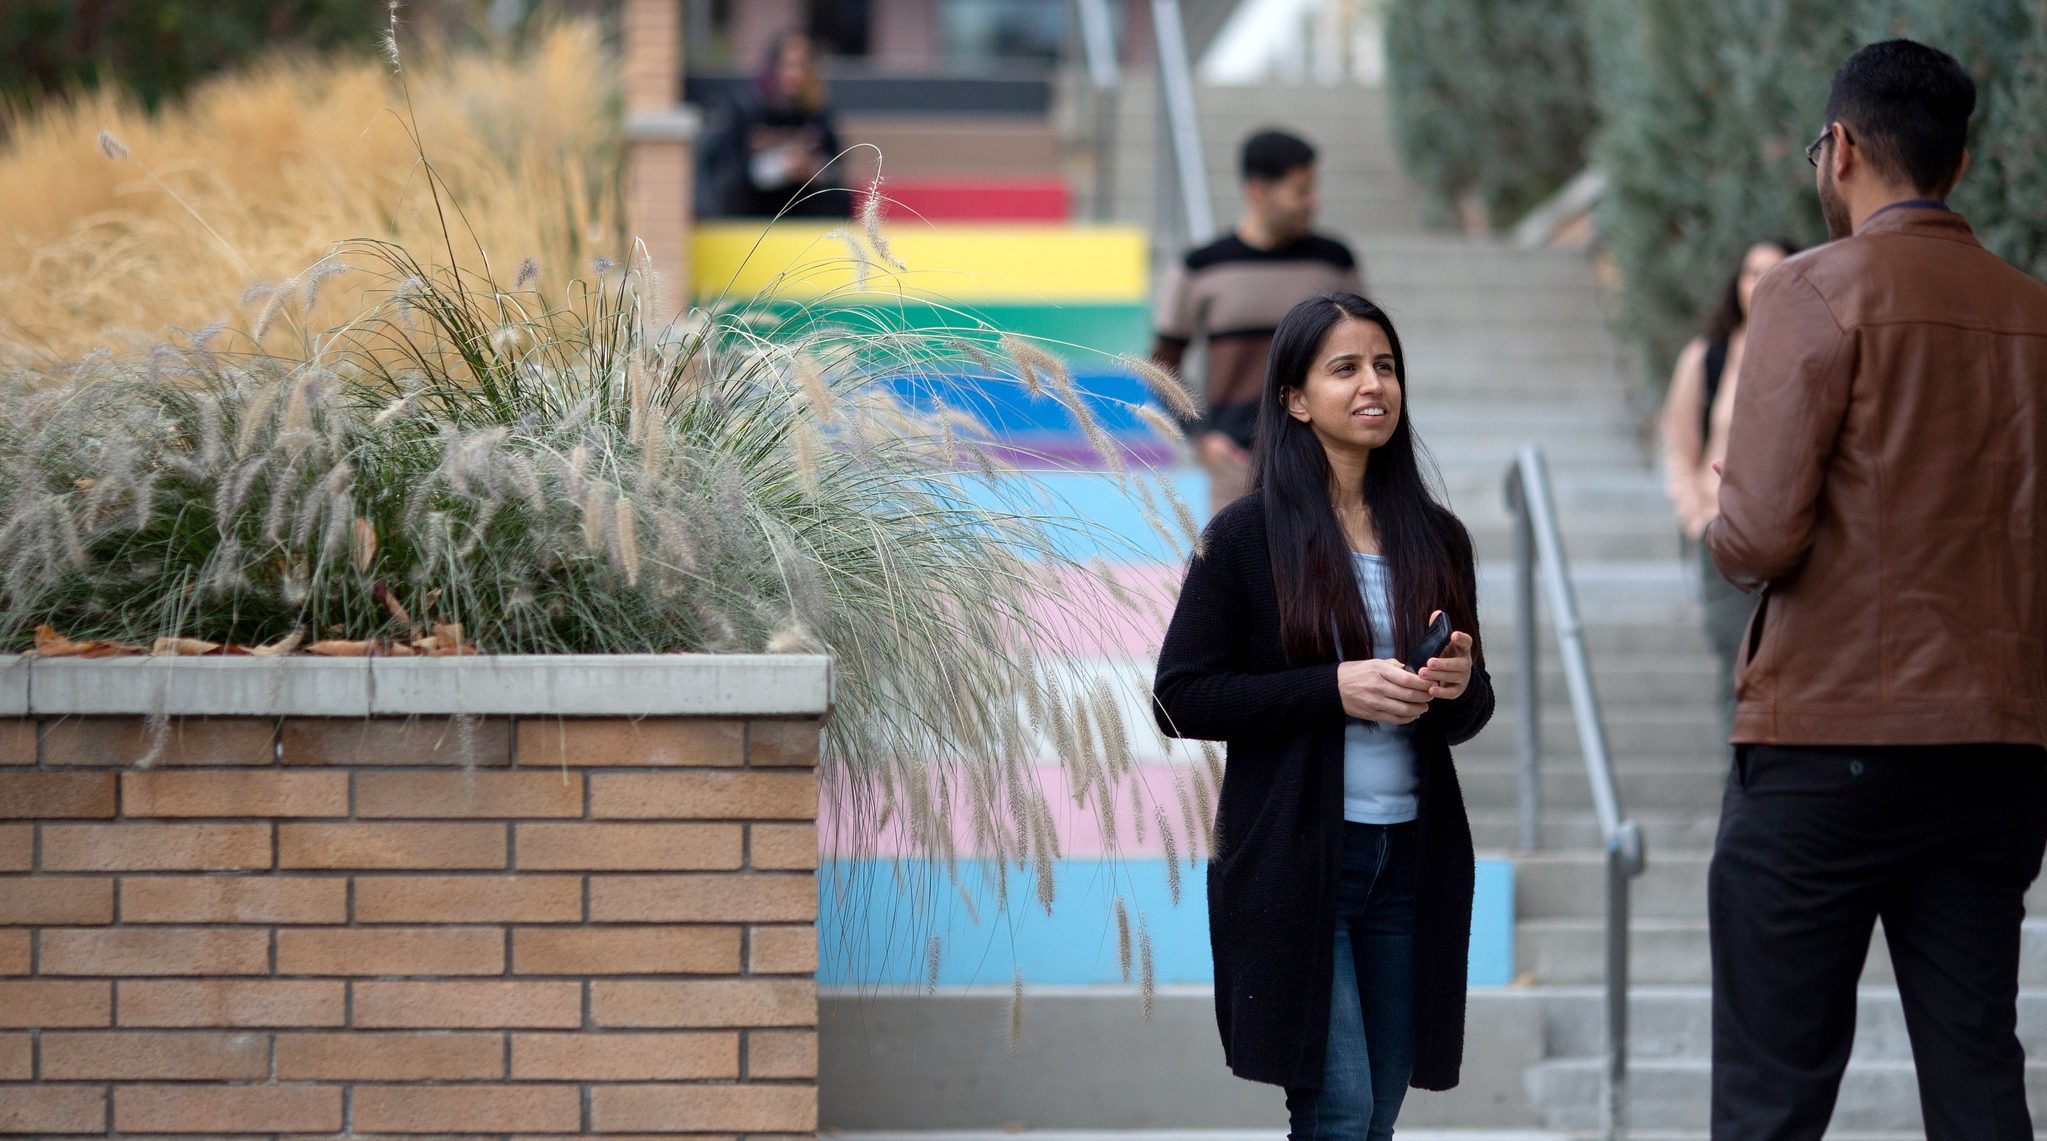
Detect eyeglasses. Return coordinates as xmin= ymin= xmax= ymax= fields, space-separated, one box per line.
xmin=1805 ymin=125 xmax=1838 ymax=167
xmin=1806 ymin=124 xmax=1854 ymax=166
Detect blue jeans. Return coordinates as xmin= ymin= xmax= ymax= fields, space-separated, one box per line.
xmin=1285 ymin=820 xmax=1419 ymax=1140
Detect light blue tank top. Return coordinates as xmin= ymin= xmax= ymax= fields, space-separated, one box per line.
xmin=1343 ymin=552 xmax=1420 ymax=824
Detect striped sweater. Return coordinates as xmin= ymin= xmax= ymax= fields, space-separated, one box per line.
xmin=1150 ymin=232 xmax=1364 ymax=448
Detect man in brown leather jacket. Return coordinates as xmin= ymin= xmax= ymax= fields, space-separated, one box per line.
xmin=1706 ymin=39 xmax=2047 ymax=1139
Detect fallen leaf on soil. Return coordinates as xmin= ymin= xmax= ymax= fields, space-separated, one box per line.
xmin=33 ymin=625 xmax=145 ymax=658
xmin=248 ymin=631 xmax=304 ymax=657
xmin=307 ymin=639 xmax=375 ymax=657
xmin=150 ymin=637 xmax=222 ymax=656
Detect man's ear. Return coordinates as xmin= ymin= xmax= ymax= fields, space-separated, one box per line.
xmin=1830 ymin=121 xmax=1856 ymax=182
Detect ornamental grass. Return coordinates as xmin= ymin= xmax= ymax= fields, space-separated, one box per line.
xmin=0 ymin=12 xmax=1209 ymax=1007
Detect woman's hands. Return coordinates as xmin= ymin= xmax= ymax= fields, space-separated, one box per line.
xmin=1337 ymin=659 xmax=1430 ymax=724
xmin=1337 ymin=611 xmax=1475 ymax=723
xmin=1418 ymin=627 xmax=1475 ymax=701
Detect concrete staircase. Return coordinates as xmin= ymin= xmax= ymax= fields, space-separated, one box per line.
xmin=1084 ymin=78 xmax=1428 ymax=246
xmin=819 ymin=75 xmax=2047 ymax=1139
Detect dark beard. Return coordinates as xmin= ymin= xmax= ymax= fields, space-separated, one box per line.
xmin=1818 ymin=170 xmax=1854 ymax=240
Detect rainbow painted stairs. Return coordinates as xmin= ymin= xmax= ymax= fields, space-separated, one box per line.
xmin=690 ymin=212 xmax=1547 ymax=1125
xmin=778 ymin=78 xmax=2047 ymax=1140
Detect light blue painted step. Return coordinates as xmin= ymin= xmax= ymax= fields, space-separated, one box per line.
xmin=818 ymin=857 xmax=1515 ymax=988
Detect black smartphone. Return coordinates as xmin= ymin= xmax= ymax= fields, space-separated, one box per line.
xmin=1403 ymin=611 xmax=1452 ymax=672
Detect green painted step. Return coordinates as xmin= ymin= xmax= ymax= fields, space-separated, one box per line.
xmin=731 ymin=299 xmax=1153 ymax=361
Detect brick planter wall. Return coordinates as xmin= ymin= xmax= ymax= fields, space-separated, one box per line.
xmin=0 ymin=655 xmax=828 ymax=1139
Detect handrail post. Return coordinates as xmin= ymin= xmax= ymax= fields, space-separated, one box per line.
xmin=1510 ymin=467 xmax=1541 ymax=851
xmin=1605 ymin=839 xmax=1631 ymax=1141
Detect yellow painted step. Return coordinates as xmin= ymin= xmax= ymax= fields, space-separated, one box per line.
xmin=693 ymin=222 xmax=1149 ymax=304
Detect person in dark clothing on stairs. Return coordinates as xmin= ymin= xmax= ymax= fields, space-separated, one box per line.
xmin=1151 ymin=130 xmax=1365 ymax=517
xmin=1154 ymin=292 xmax=1494 ymax=1139
xmin=695 ymin=31 xmax=850 ymax=220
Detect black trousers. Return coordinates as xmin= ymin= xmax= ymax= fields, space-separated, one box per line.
xmin=1709 ymin=742 xmax=2047 ymax=1139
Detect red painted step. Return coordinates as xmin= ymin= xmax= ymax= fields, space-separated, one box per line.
xmin=855 ymin=177 xmax=1071 ymax=223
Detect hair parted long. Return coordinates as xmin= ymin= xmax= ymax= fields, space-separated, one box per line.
xmin=1703 ymin=237 xmax=1800 ymax=345
xmin=1252 ymin=291 xmax=1480 ymax=668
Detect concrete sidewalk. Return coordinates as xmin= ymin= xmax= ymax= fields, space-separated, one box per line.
xmin=829 ymin=1132 xmax=1934 ymax=1141
xmin=829 ymin=1132 xmax=1569 ymax=1140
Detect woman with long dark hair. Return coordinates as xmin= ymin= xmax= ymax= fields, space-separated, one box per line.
xmin=1659 ymin=238 xmax=1798 ymax=736
xmin=1154 ymin=292 xmax=1494 ymax=1138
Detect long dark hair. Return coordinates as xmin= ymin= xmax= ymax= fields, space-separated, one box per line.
xmin=1253 ymin=292 xmax=1479 ymax=668
xmin=754 ymin=30 xmax=825 ymax=112
xmin=1702 ymin=237 xmax=1800 ymax=344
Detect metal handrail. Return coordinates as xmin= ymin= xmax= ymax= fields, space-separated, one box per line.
xmin=1074 ymin=0 xmax=1120 ymax=90
xmin=1067 ymin=0 xmax=1213 ymax=238
xmin=1072 ymin=0 xmax=1120 ymax=222
xmin=1504 ymin=443 xmax=1646 ymax=1141
xmin=1149 ymin=0 xmax=1216 ymax=241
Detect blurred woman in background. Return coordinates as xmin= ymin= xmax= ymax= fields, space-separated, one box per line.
xmin=1660 ymin=237 xmax=1798 ymax=737
xmin=697 ymin=31 xmax=849 ymax=219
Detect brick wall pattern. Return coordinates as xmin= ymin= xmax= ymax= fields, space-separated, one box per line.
xmin=0 ymin=712 xmax=821 ymax=1139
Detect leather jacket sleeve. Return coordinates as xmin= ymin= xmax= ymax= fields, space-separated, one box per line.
xmin=1707 ymin=266 xmax=1855 ymax=592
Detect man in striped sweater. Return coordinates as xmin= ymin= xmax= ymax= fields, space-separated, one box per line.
xmin=1151 ymin=129 xmax=1365 ymax=514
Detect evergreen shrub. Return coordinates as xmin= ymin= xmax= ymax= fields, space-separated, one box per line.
xmin=1383 ymin=0 xmax=1598 ymax=231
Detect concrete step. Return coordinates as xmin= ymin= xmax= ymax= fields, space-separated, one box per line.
xmin=1513 ymin=853 xmax=1711 ymax=919
xmin=1569 ymin=1134 xmax=1931 ymax=1141
xmin=1461 ymin=522 xmax=1681 ymax=562
xmin=1422 ymin=428 xmax=1651 ymax=456
xmin=1421 ymin=395 xmax=1642 ymax=424
xmin=821 ymin=986 xmax=1551 ymax=1131
xmin=1525 ymin=1056 xmax=2047 ymax=1133
xmin=1102 ymin=82 xmax=1431 ymax=239
xmin=1512 ymin=852 xmax=2047 ymax=920
xmin=846 ymin=114 xmax=1063 ymax=177
xmin=1458 ymin=752 xmax=1728 ymax=778
xmin=1424 ymin=440 xmax=1651 ymax=472
xmin=1452 ymin=706 xmax=1727 ymax=758
xmin=1538 ymin=985 xmax=2047 ymax=1062
xmin=822 ymin=979 xmax=2046 ymax=1130
xmin=1493 ymin=661 xmax=1721 ymax=704
xmin=1413 ymin=404 xmax=1642 ymax=431
xmin=1411 ymin=387 xmax=1637 ymax=410
xmin=1516 ymin=918 xmax=2047 ymax=986
xmin=834 ymin=1133 xmax=1570 ymax=1141
xmin=1405 ymin=368 xmax=1640 ymax=398
xmin=1454 ymin=701 xmax=1713 ymax=734
xmin=1459 ymin=766 xmax=1725 ymax=813
xmin=822 ymin=986 xmax=2047 ymax=1134
xmin=1470 ymin=808 xmax=1723 ymax=853
xmin=1373 ymin=286 xmax=1610 ymax=320
xmin=1468 ymin=615 xmax=1719 ymax=654
xmin=1451 ymin=491 xmax=1672 ymax=527
xmin=1396 ymin=327 xmax=1642 ymax=355
xmin=1356 ymin=247 xmax=1604 ymax=283
xmin=1440 ymin=467 xmax=1666 ymax=509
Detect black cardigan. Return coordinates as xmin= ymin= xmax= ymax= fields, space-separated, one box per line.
xmin=1152 ymin=492 xmax=1494 ymax=1091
